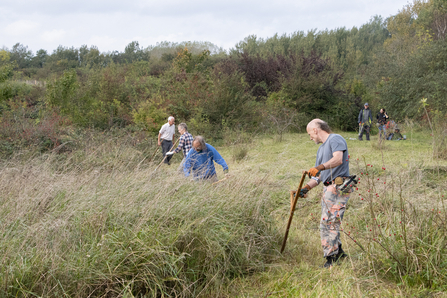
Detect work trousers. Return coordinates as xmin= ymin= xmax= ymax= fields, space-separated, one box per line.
xmin=161 ymin=139 xmax=173 ymax=164
xmin=358 ymin=125 xmax=370 ymax=140
xmin=320 ymin=185 xmax=351 ymax=257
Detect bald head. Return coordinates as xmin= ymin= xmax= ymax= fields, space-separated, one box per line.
xmin=307 ymin=119 xmax=332 ymax=133
xmin=306 ymin=119 xmax=332 ymax=144
xmin=307 ymin=119 xmax=323 ymax=130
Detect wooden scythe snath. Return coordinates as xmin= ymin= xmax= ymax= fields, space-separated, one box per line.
xmin=281 ymin=171 xmax=308 ymax=253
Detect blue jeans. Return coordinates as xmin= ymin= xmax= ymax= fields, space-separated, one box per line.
xmin=378 ymin=125 xmax=386 ymax=139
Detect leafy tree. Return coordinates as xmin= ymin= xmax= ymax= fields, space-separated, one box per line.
xmin=45 ymin=46 xmax=80 ymax=71
xmin=384 ymin=0 xmax=432 ymax=67
xmin=31 ymin=49 xmax=48 ymax=68
xmin=0 ymin=51 xmax=16 ymax=103
xmin=123 ymin=41 xmax=149 ymax=63
xmin=378 ymin=39 xmax=447 ymax=119
xmin=132 ymin=100 xmax=167 ymax=135
xmin=9 ymin=43 xmax=33 ymax=69
xmin=79 ymin=45 xmax=109 ymax=67
xmin=172 ymin=48 xmax=210 ymax=73
xmin=45 ymin=70 xmax=80 ymax=117
xmin=199 ymin=67 xmax=258 ymax=135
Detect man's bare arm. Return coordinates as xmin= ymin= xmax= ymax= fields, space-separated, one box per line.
xmin=322 ymin=151 xmax=343 ymax=170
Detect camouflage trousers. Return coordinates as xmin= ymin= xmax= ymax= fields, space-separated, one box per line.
xmin=320 ymin=185 xmax=351 ymax=257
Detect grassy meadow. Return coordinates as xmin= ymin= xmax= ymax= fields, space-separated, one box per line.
xmin=1 ymin=126 xmax=447 ymax=297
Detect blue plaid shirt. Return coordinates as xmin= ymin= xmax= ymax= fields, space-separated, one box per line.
xmin=174 ymin=132 xmax=193 ymax=157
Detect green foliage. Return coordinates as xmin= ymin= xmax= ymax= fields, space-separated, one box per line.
xmin=45 ymin=69 xmax=103 ymax=127
xmin=172 ymin=48 xmax=211 ymax=73
xmin=199 ymin=69 xmax=259 ymax=137
xmin=231 ymin=16 xmax=389 ymax=76
xmin=9 ymin=43 xmax=33 ymax=69
xmin=163 ymin=71 xmax=211 ymax=121
xmin=378 ymin=39 xmax=447 ymax=119
xmin=0 ymin=72 xmax=30 ymax=104
xmin=46 ymin=69 xmax=81 ymax=117
xmin=132 ymin=100 xmax=167 ymax=135
xmin=276 ymin=52 xmax=351 ymax=128
xmin=113 ymin=41 xmax=150 ymax=64
xmin=0 ymin=51 xmax=12 ymax=74
xmin=45 ymin=67 xmax=135 ymax=128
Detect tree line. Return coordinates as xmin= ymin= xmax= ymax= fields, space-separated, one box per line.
xmin=0 ymin=0 xmax=446 ymax=153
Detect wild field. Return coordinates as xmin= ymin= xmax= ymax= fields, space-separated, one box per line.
xmin=1 ymin=127 xmax=447 ymax=297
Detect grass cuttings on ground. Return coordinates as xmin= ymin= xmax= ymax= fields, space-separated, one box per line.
xmin=1 ymin=130 xmax=447 ymax=297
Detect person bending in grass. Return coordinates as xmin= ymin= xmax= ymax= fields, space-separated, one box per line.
xmin=183 ymin=136 xmax=228 ymax=182
xmin=298 ymin=119 xmax=353 ymax=268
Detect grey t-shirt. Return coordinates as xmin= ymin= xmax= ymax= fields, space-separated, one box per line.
xmin=315 ymin=134 xmax=350 ymax=183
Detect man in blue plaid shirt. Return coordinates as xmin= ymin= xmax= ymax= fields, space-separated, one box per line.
xmin=166 ymin=123 xmax=193 ymax=162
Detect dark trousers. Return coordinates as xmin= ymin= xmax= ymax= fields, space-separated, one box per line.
xmin=359 ymin=125 xmax=370 ymax=140
xmin=161 ymin=139 xmax=173 ymax=164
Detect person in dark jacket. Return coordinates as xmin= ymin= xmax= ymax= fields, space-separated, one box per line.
xmin=358 ymin=103 xmax=373 ymax=141
xmin=376 ymin=108 xmax=389 ymax=139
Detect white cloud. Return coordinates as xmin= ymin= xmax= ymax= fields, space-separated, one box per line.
xmin=4 ymin=20 xmax=40 ymax=36
xmin=41 ymin=29 xmax=66 ymax=43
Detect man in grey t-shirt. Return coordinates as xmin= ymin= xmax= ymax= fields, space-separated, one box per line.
xmin=298 ymin=119 xmax=352 ymax=268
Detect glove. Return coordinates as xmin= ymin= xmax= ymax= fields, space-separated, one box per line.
xmin=223 ymin=169 xmax=229 ymax=175
xmin=299 ymin=184 xmax=311 ymax=198
xmin=308 ymin=164 xmax=325 ymax=178
xmin=165 ymin=152 xmax=174 ymax=156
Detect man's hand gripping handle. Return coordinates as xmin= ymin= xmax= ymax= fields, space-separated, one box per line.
xmin=308 ymin=164 xmax=325 ymax=179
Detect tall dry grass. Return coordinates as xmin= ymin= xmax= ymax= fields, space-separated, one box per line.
xmin=0 ymin=140 xmax=280 ymax=297
xmin=1 ymin=129 xmax=447 ymax=297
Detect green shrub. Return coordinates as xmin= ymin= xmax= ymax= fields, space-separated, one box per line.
xmin=46 ymin=68 xmax=133 ymax=129
xmin=132 ymin=100 xmax=168 ymax=135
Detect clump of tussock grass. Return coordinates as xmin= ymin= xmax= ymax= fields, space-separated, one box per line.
xmin=232 ymin=145 xmax=249 ymax=162
xmin=0 ymin=147 xmax=280 ymax=297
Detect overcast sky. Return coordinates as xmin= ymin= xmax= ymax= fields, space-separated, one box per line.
xmin=1 ymin=0 xmax=410 ymax=54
